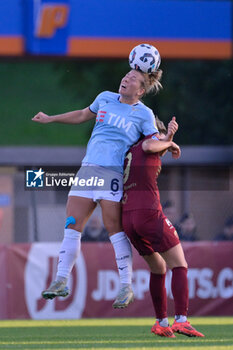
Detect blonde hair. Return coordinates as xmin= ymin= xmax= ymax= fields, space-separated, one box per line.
xmin=155 ymin=116 xmax=167 ymax=134
xmin=141 ymin=69 xmax=163 ymax=95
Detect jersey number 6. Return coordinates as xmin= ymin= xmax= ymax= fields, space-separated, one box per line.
xmin=111 ymin=178 xmax=119 ymax=192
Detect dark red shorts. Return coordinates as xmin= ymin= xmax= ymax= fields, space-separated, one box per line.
xmin=122 ymin=209 xmax=180 ymax=256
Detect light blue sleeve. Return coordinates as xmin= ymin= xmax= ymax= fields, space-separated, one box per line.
xmin=142 ymin=109 xmax=158 ymax=136
xmin=151 ymin=134 xmax=159 ymax=140
xmin=89 ymin=92 xmax=104 ymax=114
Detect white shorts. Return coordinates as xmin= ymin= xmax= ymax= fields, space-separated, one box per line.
xmin=68 ymin=163 xmax=123 ymax=202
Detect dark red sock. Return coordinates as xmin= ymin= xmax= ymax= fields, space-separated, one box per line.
xmin=150 ymin=272 xmax=167 ymax=319
xmin=171 ymin=266 xmax=189 ymax=316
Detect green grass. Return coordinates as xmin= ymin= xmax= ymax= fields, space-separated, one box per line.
xmin=0 ymin=317 xmax=232 ymax=350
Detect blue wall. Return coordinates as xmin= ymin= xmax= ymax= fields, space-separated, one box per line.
xmin=0 ymin=0 xmax=232 ymax=57
xmin=70 ymin=0 xmax=231 ymax=40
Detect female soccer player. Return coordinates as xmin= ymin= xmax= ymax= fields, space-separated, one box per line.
xmin=122 ymin=119 xmax=205 ymax=337
xmin=32 ymin=69 xmax=174 ymax=308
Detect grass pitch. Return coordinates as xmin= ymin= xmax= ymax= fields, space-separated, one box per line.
xmin=0 ymin=317 xmax=232 ymax=350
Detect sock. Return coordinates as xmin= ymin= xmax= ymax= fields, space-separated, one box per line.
xmin=150 ymin=272 xmax=167 ymax=319
xmin=56 ymin=228 xmax=81 ymax=280
xmin=109 ymin=231 xmax=132 ymax=285
xmin=56 ymin=276 xmax=68 ymax=284
xmin=171 ymin=266 xmax=189 ymax=316
xmin=175 ymin=315 xmax=187 ymax=323
xmin=157 ymin=317 xmax=169 ymax=327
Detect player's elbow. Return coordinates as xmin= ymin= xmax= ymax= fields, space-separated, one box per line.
xmin=142 ymin=140 xmax=154 ymax=153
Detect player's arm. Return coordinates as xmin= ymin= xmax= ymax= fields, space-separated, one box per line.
xmin=162 ymin=116 xmax=178 ymax=141
xmin=142 ymin=139 xmax=181 ymax=159
xmin=32 ymin=107 xmax=96 ymax=124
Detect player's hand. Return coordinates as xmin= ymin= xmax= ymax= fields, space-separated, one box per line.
xmin=167 ymin=116 xmax=178 ymax=139
xmin=32 ymin=112 xmax=53 ymax=123
xmin=169 ymin=141 xmax=181 ymax=159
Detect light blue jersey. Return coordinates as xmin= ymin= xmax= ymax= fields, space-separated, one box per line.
xmin=82 ymin=91 xmax=158 ymax=173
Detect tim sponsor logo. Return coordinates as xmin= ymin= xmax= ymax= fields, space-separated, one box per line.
xmin=96 ymin=111 xmax=133 ymax=132
xmin=108 ymin=113 xmax=133 ymax=132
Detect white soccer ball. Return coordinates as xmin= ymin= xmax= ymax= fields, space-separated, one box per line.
xmin=129 ymin=43 xmax=161 ymax=73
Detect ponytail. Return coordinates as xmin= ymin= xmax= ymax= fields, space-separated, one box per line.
xmin=142 ymin=69 xmax=163 ymax=95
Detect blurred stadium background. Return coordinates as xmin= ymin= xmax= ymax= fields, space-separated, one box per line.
xmin=0 ymin=0 xmax=232 ymax=321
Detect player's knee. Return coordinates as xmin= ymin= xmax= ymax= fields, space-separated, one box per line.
xmin=150 ymin=263 xmax=166 ymax=274
xmin=160 ymin=265 xmax=167 ymax=274
xmin=171 ymin=261 xmax=188 ymax=270
xmin=179 ymin=258 xmax=188 ymax=269
xmin=65 ymin=216 xmax=85 ymax=232
xmin=65 ymin=216 xmax=76 ymax=229
xmin=151 ymin=267 xmax=166 ymax=275
xmin=144 ymin=255 xmax=166 ymax=274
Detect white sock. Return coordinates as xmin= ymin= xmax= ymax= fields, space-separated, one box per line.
xmin=56 ymin=228 xmax=81 ymax=280
xmin=109 ymin=231 xmax=132 ymax=285
xmin=157 ymin=318 xmax=169 ymax=327
xmin=175 ymin=315 xmax=187 ymax=323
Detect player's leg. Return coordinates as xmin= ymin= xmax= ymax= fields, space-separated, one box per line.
xmin=42 ymin=196 xmax=96 ymax=299
xmin=160 ymin=244 xmax=204 ymax=337
xmin=56 ymin=196 xmax=96 ymax=280
xmin=100 ymin=199 xmax=133 ymax=309
xmin=143 ymin=253 xmax=175 ymax=338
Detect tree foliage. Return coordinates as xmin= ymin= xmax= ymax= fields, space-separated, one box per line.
xmin=1 ymin=59 xmax=232 ymax=145
xmin=57 ymin=59 xmax=233 ymax=145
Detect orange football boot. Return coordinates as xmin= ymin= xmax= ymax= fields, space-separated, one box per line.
xmin=172 ymin=321 xmax=205 ymax=337
xmin=151 ymin=321 xmax=176 ymax=338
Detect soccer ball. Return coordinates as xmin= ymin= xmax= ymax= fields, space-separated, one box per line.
xmin=129 ymin=43 xmax=161 ymax=73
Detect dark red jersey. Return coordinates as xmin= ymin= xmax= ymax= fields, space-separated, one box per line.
xmin=122 ymin=134 xmax=162 ymax=211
